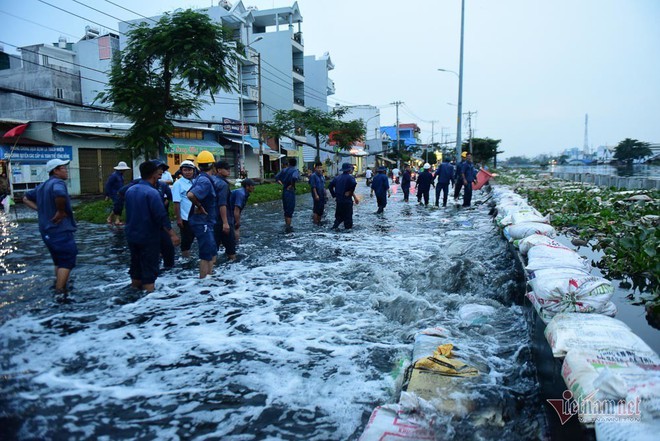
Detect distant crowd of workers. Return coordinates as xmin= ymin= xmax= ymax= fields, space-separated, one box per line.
xmin=21 ymin=149 xmax=479 ymax=298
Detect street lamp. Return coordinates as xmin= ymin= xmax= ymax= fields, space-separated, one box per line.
xmin=437 ymin=0 xmax=465 ymax=163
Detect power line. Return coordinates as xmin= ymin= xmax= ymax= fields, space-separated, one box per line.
xmin=71 ymin=0 xmax=126 ymax=25
xmin=0 ymin=9 xmax=80 ymax=41
xmin=102 ymin=0 xmax=158 ymax=24
xmin=36 ymin=0 xmax=119 ymax=34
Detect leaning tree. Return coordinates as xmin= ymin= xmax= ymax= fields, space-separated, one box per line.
xmin=99 ymin=9 xmax=240 ymax=159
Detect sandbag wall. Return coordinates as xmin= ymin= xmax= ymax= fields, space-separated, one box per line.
xmin=491 ymin=186 xmax=660 ymax=440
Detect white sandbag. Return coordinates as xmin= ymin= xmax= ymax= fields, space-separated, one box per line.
xmin=528 ymin=274 xmax=614 ymax=313
xmin=526 ymin=244 xmax=590 ymax=272
xmin=411 ymin=327 xmax=448 ymax=363
xmin=544 ymin=313 xmax=654 ymax=358
xmin=359 ymin=405 xmax=434 ymax=441
xmin=511 ymin=210 xmax=549 ymax=225
xmin=457 ymin=304 xmax=496 ymax=326
xmin=526 ymin=291 xmax=617 ymax=324
xmin=503 ymin=222 xmax=556 ymax=242
xmin=562 ymin=349 xmax=660 ymax=424
xmin=497 ymin=207 xmax=541 ymax=227
xmin=527 ymin=267 xmax=592 ymax=280
xmin=518 ymin=234 xmax=570 ymax=255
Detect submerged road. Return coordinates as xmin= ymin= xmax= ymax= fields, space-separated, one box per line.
xmin=0 ymin=180 xmax=543 ymax=440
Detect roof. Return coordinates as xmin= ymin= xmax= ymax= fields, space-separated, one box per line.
xmin=399 ymin=123 xmax=421 ymax=132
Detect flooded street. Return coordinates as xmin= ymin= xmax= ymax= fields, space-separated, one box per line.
xmin=0 ymin=181 xmax=542 ymax=440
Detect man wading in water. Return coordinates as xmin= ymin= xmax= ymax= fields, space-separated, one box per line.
xmin=23 ymin=159 xmax=78 ymax=300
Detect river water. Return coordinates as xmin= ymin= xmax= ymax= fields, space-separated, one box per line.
xmin=0 ymin=182 xmax=543 ymax=440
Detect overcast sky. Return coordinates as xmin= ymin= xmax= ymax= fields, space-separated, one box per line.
xmin=1 ymin=0 xmax=659 ymax=158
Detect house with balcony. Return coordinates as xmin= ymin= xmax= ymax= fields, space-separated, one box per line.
xmin=381 ymin=123 xmax=421 ymax=149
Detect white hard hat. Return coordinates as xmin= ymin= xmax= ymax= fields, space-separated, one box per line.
xmin=423 ymin=163 xmax=431 ymax=169
xmin=180 ymin=160 xmax=195 ymax=169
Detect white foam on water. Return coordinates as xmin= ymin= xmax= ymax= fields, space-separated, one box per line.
xmin=1 ymin=188 xmax=540 ymax=439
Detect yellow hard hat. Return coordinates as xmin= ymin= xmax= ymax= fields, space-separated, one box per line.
xmin=461 ymin=151 xmax=468 ymax=158
xmin=196 ymin=150 xmax=215 ymax=164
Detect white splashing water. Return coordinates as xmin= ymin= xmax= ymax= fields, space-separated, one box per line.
xmin=0 ymin=185 xmax=541 ymax=440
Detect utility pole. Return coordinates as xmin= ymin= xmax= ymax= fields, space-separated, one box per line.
xmin=456 ymin=0 xmax=466 ymax=163
xmin=257 ymin=53 xmax=264 ymax=181
xmin=391 ymin=100 xmax=403 ymax=169
xmin=238 ymin=62 xmax=245 ymax=175
xmin=465 ymin=111 xmax=477 ymax=154
xmin=429 ymin=120 xmax=438 ymax=163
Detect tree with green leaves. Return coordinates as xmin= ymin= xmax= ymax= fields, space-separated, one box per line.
xmin=506 ymin=156 xmax=531 ymax=165
xmin=466 ymin=137 xmax=503 ymax=167
xmin=614 ymin=138 xmax=652 ymax=163
xmin=259 ymin=107 xmax=364 ymax=163
xmin=99 ymin=9 xmax=240 ymax=159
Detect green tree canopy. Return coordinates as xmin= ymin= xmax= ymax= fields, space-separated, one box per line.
xmin=99 ymin=9 xmax=240 ymax=158
xmin=465 ymin=137 xmax=503 ymax=166
xmin=614 ymin=138 xmax=652 ymax=163
xmin=259 ymin=107 xmax=364 ymax=162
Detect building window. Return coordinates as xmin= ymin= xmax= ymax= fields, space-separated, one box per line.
xmin=41 ymin=54 xmax=49 ymax=66
xmin=56 ymin=88 xmax=64 ymax=99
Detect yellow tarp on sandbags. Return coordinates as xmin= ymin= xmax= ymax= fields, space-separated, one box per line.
xmin=402 ymin=344 xmax=481 ymax=416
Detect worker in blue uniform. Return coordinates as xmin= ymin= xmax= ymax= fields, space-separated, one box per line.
xmin=105 ymin=161 xmax=131 ymax=225
xmin=433 ymin=157 xmax=455 ymax=207
xmin=187 ymin=151 xmax=217 ymax=278
xmin=230 ymin=178 xmax=255 ymax=243
xmin=415 ymin=163 xmax=434 ymax=206
xmin=370 ymin=166 xmax=390 ymax=214
xmin=23 ymin=158 xmax=78 ymax=299
xmin=309 ymin=162 xmax=326 ymax=225
xmin=124 ymin=161 xmax=180 ymax=292
xmin=329 ymin=163 xmax=359 ymax=229
xmin=453 ymin=151 xmax=468 ymax=202
xmin=149 ymin=160 xmax=175 ymax=269
xmin=275 ymin=157 xmax=300 ymax=229
xmin=211 ymin=160 xmax=236 ymax=260
xmin=461 ymin=152 xmax=478 ymax=207
xmin=400 ymin=164 xmax=412 ymax=202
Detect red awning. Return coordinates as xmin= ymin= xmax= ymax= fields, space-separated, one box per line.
xmin=3 ymin=123 xmax=29 ymax=138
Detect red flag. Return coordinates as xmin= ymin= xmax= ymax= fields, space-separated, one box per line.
xmin=3 ymin=124 xmax=29 ymax=138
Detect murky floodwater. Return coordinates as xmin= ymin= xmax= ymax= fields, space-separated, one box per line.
xmin=0 ymin=182 xmax=543 ymax=440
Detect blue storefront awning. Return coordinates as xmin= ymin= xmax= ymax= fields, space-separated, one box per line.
xmin=221 ymin=133 xmax=260 ymax=149
xmin=166 ymin=138 xmax=224 ymax=157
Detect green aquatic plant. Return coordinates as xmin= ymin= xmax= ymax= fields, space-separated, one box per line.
xmin=502 ymin=172 xmax=660 ymax=295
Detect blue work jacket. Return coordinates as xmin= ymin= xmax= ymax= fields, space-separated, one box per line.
xmin=124 ymin=180 xmax=171 ymax=244
xmin=371 ymin=173 xmax=390 ymax=197
xmin=25 ymin=176 xmax=76 ymax=235
xmin=309 ymin=172 xmax=326 ymax=201
xmin=434 ymin=162 xmax=455 ymax=185
xmin=329 ymin=172 xmax=357 ymax=204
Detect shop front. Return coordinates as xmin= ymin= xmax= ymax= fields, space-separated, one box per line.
xmin=165 ymin=138 xmax=225 ymax=171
